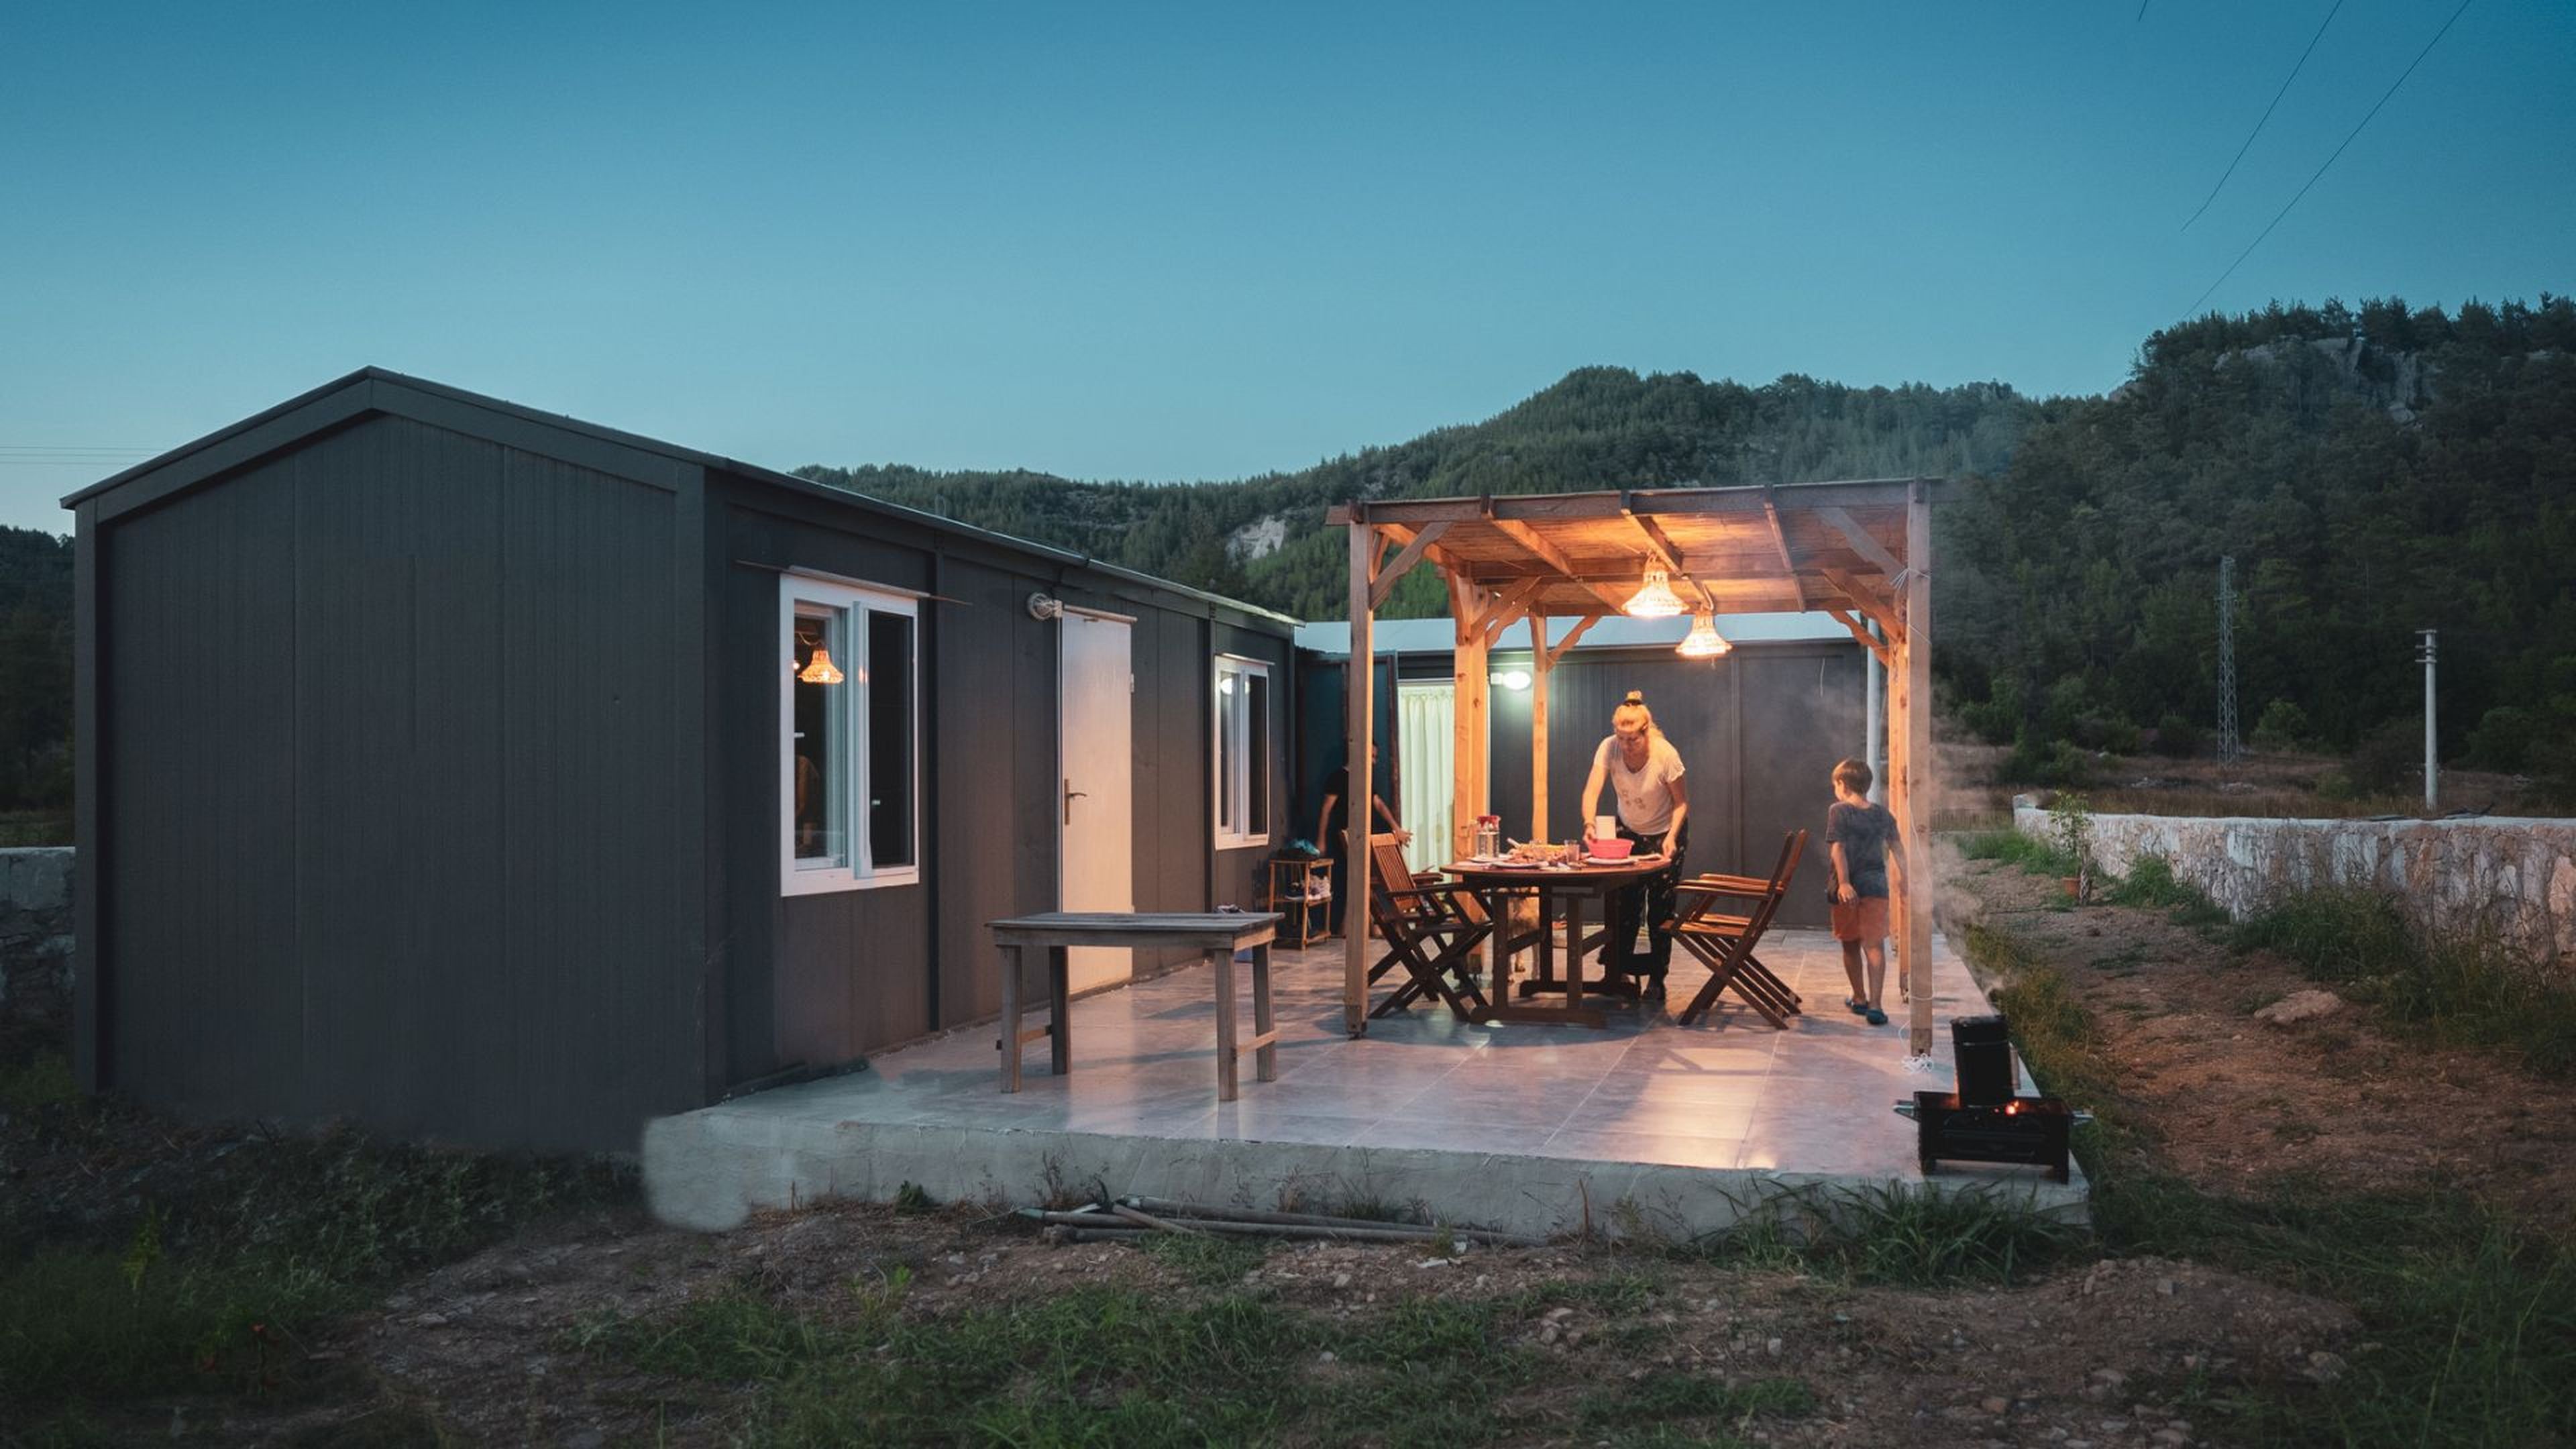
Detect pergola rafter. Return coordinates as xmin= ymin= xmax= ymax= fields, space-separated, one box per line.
xmin=1334 ymin=478 xmax=1946 ymax=1056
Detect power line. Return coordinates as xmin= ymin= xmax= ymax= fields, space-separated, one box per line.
xmin=2180 ymin=0 xmax=2343 ymax=233
xmin=2184 ymin=0 xmax=2475 ymax=317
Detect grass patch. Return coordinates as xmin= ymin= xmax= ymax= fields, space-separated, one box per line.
xmin=1574 ymin=1370 xmax=1815 ymax=1433
xmin=2236 ymin=885 xmax=2576 ymax=1080
xmin=1 ymin=1121 xmax=631 ymax=1419
xmin=1955 ymin=828 xmax=2078 ymax=877
xmin=0 ymin=1049 xmax=77 ymax=1110
xmin=582 ymin=1274 xmax=1823 ymax=1448
xmin=1140 ymin=1230 xmax=1267 ymax=1288
xmin=2100 ymin=852 xmax=2211 ymax=910
xmin=1693 ymin=1180 xmax=2086 ymax=1288
xmin=1968 ymin=912 xmax=2576 ymax=1446
xmin=0 ymin=811 xmax=70 ymax=847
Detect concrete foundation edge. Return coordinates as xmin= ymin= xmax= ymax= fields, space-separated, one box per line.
xmin=642 ymin=1111 xmax=2089 ymax=1240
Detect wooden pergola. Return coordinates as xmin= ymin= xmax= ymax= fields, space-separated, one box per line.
xmin=1328 ymin=479 xmax=1948 ymax=1054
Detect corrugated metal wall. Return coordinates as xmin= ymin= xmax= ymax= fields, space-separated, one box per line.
xmin=1487 ymin=641 xmax=1863 ymax=927
xmin=99 ymin=414 xmax=702 ymax=1150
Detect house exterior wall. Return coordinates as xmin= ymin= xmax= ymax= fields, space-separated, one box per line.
xmin=69 ymin=370 xmax=1295 ymax=1152
xmin=706 ymin=476 xmax=1295 ymax=1090
xmin=87 ymin=411 xmax=706 ymax=1151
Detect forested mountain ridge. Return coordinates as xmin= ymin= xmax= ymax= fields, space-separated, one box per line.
xmin=797 ymin=368 xmax=2039 ymax=621
xmin=1 ymin=296 xmax=2567 ymax=815
xmin=1940 ymin=295 xmax=2576 ymax=785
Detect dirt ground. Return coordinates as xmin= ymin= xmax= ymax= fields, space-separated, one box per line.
xmin=1958 ymin=858 xmax=2576 ymax=1223
xmin=15 ymin=854 xmax=2569 ymax=1446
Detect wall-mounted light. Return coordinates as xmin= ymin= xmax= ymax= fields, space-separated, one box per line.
xmin=1027 ymin=592 xmax=1065 ymax=621
xmin=1489 ymin=667 xmax=1532 ymax=691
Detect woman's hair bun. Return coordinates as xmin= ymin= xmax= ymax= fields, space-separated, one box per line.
xmin=1622 ymin=690 xmax=1646 ymax=705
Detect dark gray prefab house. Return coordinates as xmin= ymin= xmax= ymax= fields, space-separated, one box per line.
xmin=64 ymin=368 xmax=1295 ymax=1152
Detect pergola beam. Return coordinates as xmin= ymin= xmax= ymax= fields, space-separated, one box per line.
xmin=1820 ymin=566 xmax=1904 ymax=642
xmin=1491 ymin=517 xmax=1634 ymax=618
xmin=1624 ymin=508 xmax=1721 ymax=614
xmin=1324 ymin=478 xmax=1949 ymax=528
xmin=1368 ymin=521 xmax=1450 ymax=610
xmin=1815 ymin=504 xmax=1903 ymax=580
xmin=1827 ymin=608 xmax=1892 ymax=667
xmin=1760 ymin=486 xmax=1811 ymax=612
xmin=1545 ymin=613 xmax=1603 ymax=669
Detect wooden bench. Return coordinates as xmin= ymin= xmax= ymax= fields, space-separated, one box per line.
xmin=987 ymin=912 xmax=1284 ymax=1101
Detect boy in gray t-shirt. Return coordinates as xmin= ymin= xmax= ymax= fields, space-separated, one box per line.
xmin=1825 ymin=758 xmax=1903 ymax=1026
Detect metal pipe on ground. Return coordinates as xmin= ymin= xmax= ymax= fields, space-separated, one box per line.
xmin=1122 ymin=1196 xmax=1540 ymax=1246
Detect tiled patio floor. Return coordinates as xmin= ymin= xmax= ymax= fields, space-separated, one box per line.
xmin=645 ymin=928 xmax=2089 ymax=1236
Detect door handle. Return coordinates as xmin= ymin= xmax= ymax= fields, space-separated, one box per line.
xmin=1064 ymin=781 xmax=1088 ymax=826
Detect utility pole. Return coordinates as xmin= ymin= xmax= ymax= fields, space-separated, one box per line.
xmin=2419 ymin=629 xmax=2438 ymax=812
xmin=2216 ymin=556 xmax=2239 ymax=763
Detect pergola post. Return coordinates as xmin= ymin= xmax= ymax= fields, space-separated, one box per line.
xmin=1527 ymin=610 xmax=1550 ymax=841
xmin=1448 ymin=574 xmax=1489 ymax=864
xmin=1899 ymin=480 xmax=1935 ymax=1055
xmin=1344 ymin=517 xmax=1377 ymax=1036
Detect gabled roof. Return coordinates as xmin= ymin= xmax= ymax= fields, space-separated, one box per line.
xmin=67 ymin=366 xmax=1299 ymax=629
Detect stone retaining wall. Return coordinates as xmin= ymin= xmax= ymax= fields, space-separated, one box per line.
xmin=2012 ymin=804 xmax=2576 ymax=965
xmin=1 ymin=848 xmax=75 ymax=1028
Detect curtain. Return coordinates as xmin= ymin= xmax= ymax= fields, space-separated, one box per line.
xmin=1396 ymin=683 xmax=1455 ymax=875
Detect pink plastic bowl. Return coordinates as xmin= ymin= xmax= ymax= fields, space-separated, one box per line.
xmin=1587 ymin=838 xmax=1634 ymax=861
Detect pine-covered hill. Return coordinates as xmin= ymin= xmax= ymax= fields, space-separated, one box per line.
xmin=1940 ymin=295 xmax=2576 ymax=781
xmin=796 ymin=368 xmax=2039 ymax=621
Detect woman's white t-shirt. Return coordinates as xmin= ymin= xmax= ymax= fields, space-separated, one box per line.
xmin=1595 ymin=735 xmax=1686 ymax=835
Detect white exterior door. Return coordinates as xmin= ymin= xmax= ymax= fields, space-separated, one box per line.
xmin=1058 ymin=612 xmax=1134 ymax=993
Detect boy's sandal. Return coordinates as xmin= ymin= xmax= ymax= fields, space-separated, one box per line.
xmin=1844 ymin=997 xmax=1870 ymax=1016
xmin=1864 ymin=1006 xmax=1888 ymax=1026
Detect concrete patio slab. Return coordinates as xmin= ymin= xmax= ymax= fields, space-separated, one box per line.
xmin=645 ymin=928 xmax=2088 ymax=1238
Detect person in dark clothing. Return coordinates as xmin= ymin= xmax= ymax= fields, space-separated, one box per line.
xmin=1825 ymin=757 xmax=1904 ymax=1026
xmin=1317 ymin=745 xmax=1407 ymax=936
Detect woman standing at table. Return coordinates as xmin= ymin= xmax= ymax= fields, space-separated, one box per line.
xmin=1580 ymin=690 xmax=1690 ymax=1001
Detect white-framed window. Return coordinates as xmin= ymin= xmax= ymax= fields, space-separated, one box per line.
xmin=1213 ymin=654 xmax=1272 ymax=849
xmin=780 ymin=576 xmax=919 ymax=894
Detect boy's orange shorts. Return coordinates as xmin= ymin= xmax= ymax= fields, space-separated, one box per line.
xmin=1831 ymin=894 xmax=1890 ymax=943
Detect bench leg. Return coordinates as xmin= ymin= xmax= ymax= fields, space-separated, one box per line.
xmin=1212 ymin=947 xmax=1240 ymax=1102
xmin=1048 ymin=945 xmax=1072 ymax=1076
xmin=1251 ymin=942 xmax=1277 ymax=1082
xmin=1000 ymin=944 xmax=1022 ymax=1091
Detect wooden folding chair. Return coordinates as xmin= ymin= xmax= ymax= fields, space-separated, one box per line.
xmin=1665 ymin=829 xmax=1807 ymax=1028
xmin=1362 ymin=833 xmax=1494 ymax=1020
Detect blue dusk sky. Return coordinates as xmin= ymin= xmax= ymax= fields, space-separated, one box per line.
xmin=3 ymin=1 xmax=2568 ymax=534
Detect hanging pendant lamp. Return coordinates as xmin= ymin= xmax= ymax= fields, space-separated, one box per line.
xmin=798 ymin=645 xmax=845 ymax=684
xmin=1676 ymin=612 xmax=1731 ymax=659
xmin=1624 ymin=564 xmax=1685 ymax=619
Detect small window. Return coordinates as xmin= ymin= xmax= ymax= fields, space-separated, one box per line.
xmin=782 ymin=577 xmax=919 ymax=893
xmin=1214 ymin=655 xmax=1272 ymax=848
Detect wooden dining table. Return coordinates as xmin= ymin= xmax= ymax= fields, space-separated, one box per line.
xmin=1438 ymin=856 xmax=1675 ymax=1028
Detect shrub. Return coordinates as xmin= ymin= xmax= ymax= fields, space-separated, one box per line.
xmin=1957 ymin=674 xmax=2023 ymax=746
xmin=2150 ymin=713 xmax=2202 ymax=757
xmin=2250 ymin=698 xmax=2310 ymax=753
xmin=2068 ymin=713 xmax=2141 ymax=755
xmin=2102 ymin=853 xmax=2212 ymax=910
xmin=2463 ymin=705 xmax=2538 ymax=772
xmin=1998 ymin=734 xmax=2094 ymax=789
xmin=2347 ymin=718 xmax=2421 ymax=797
